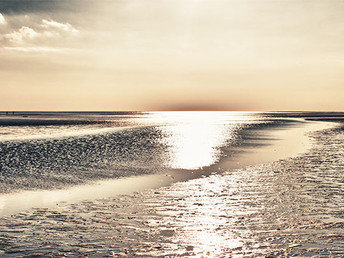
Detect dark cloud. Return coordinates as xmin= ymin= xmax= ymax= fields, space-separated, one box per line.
xmin=0 ymin=0 xmax=86 ymax=14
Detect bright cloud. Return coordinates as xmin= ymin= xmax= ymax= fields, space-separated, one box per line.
xmin=41 ymin=19 xmax=78 ymax=34
xmin=4 ymin=26 xmax=38 ymax=44
xmin=1 ymin=17 xmax=79 ymax=48
xmin=0 ymin=13 xmax=6 ymax=25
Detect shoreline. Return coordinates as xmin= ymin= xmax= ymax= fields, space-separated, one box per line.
xmin=0 ymin=119 xmax=337 ymax=217
xmin=219 ymin=119 xmax=334 ymax=170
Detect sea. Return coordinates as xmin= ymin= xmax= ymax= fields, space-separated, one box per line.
xmin=0 ymin=111 xmax=343 ymax=256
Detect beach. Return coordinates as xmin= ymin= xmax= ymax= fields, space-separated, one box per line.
xmin=2 ymin=0 xmax=344 ymax=255
xmin=0 ymin=112 xmax=343 ymax=256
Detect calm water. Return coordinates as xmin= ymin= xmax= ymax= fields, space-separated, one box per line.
xmin=0 ymin=112 xmax=343 ymax=256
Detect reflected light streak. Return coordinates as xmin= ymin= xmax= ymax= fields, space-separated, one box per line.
xmin=160 ymin=123 xmax=231 ymax=169
xmin=157 ymin=175 xmax=246 ymax=256
xmin=145 ymin=112 xmax=255 ymax=169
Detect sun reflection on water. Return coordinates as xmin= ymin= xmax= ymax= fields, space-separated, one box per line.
xmin=156 ymin=173 xmax=247 ymax=256
xmin=145 ymin=112 xmax=255 ymax=169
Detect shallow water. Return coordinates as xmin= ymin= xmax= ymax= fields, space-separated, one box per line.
xmin=0 ymin=112 xmax=265 ymax=193
xmin=0 ymin=112 xmax=343 ymax=256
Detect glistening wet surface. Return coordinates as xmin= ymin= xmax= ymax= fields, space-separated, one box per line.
xmin=0 ymin=112 xmax=254 ymax=194
xmin=0 ymin=124 xmax=343 ymax=256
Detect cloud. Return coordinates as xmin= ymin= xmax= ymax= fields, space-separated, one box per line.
xmin=0 ymin=0 xmax=78 ymax=15
xmin=0 ymin=13 xmax=6 ymax=25
xmin=1 ymin=17 xmax=79 ymax=52
xmin=41 ymin=19 xmax=78 ymax=34
xmin=3 ymin=46 xmax=75 ymax=53
xmin=3 ymin=26 xmax=37 ymax=44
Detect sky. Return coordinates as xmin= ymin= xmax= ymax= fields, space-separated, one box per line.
xmin=0 ymin=0 xmax=344 ymax=111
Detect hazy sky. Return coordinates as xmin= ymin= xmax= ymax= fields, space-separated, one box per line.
xmin=1 ymin=0 xmax=344 ymax=111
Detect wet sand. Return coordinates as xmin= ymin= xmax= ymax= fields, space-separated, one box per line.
xmin=220 ymin=119 xmax=334 ymax=169
xmin=0 ymin=119 xmax=335 ymax=217
xmin=0 ymin=119 xmax=343 ymax=256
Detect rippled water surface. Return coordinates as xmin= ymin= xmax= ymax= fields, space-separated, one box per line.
xmin=0 ymin=112 xmax=343 ymax=256
xmin=0 ymin=112 xmax=265 ymax=193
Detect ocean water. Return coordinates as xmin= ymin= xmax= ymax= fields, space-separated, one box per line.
xmin=0 ymin=111 xmax=343 ymax=256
